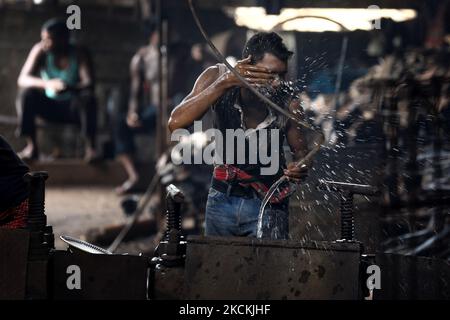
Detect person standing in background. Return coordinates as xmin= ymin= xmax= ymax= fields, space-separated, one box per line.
xmin=114 ymin=25 xmax=159 ymax=194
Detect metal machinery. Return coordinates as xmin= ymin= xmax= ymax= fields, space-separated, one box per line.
xmin=0 ymin=171 xmax=385 ymax=300
xmin=369 ymin=72 xmax=450 ymax=300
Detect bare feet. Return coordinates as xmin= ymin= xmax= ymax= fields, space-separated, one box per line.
xmin=115 ymin=176 xmax=139 ymax=195
xmin=17 ymin=144 xmax=38 ymax=161
xmin=84 ymin=147 xmax=101 ymax=164
xmin=116 ymin=154 xmax=140 ymax=195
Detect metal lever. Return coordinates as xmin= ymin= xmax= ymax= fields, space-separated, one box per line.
xmin=318 ymin=180 xmax=380 ymax=241
xmin=164 ymin=184 xmax=185 ymax=245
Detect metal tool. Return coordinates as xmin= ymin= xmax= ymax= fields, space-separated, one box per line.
xmin=60 ymin=235 xmax=112 ymax=255
xmin=317 ymin=180 xmax=379 ymax=241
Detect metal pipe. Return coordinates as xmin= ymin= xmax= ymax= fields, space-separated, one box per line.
xmin=256 ymin=135 xmax=324 ymax=238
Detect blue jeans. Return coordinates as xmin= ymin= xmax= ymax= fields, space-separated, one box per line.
xmin=205 ymin=187 xmax=289 ymax=239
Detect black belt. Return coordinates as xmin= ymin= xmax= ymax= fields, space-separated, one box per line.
xmin=211 ymin=178 xmax=256 ymax=199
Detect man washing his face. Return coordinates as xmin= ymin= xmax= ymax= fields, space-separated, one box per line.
xmin=169 ymin=32 xmax=309 ymax=239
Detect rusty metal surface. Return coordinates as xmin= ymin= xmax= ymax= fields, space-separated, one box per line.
xmin=375 ymin=253 xmax=450 ymax=300
xmin=185 ymin=236 xmax=362 ymax=300
xmin=0 ymin=229 xmax=30 ymax=300
xmin=51 ymin=250 xmax=149 ymax=300
xmin=153 ymin=265 xmax=185 ymax=300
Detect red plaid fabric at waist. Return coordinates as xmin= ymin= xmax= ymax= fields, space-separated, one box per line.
xmin=0 ymin=198 xmax=28 ymax=229
xmin=213 ymin=164 xmax=293 ymax=204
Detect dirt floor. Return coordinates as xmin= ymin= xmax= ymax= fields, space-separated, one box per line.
xmin=45 ymin=187 xmax=158 ymax=254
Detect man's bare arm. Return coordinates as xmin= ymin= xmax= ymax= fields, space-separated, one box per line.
xmin=128 ymin=50 xmax=143 ymax=114
xmin=168 ymin=56 xmax=274 ymax=132
xmin=168 ymin=65 xmax=223 ymax=132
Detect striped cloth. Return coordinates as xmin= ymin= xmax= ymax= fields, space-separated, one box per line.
xmin=213 ymin=164 xmax=293 ymax=204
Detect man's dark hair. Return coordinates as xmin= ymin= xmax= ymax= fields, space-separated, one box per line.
xmin=143 ymin=18 xmax=158 ymax=39
xmin=42 ymin=18 xmax=70 ymax=42
xmin=242 ymin=32 xmax=293 ymax=63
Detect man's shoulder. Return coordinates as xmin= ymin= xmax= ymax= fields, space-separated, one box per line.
xmin=203 ymin=64 xmax=223 ymax=76
xmin=194 ymin=64 xmax=223 ymax=89
xmin=214 ymin=63 xmax=228 ymax=75
xmin=137 ymin=46 xmax=150 ymax=56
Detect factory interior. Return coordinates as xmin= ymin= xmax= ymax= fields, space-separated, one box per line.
xmin=0 ymin=0 xmax=450 ymax=304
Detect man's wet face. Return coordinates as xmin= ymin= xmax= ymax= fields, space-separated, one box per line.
xmin=253 ymin=53 xmax=288 ymax=99
xmin=254 ymin=53 xmax=287 ymax=79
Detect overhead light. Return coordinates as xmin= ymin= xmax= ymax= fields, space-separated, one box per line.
xmin=33 ymin=0 xmax=44 ymax=4
xmin=227 ymin=7 xmax=417 ymax=32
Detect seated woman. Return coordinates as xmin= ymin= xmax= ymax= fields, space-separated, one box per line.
xmin=0 ymin=135 xmax=29 ymax=229
xmin=16 ymin=18 xmax=97 ymax=161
